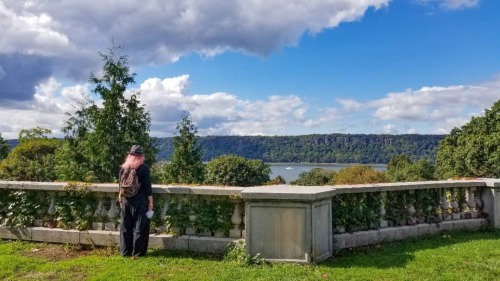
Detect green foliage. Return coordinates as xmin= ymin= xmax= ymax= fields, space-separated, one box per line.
xmin=165 ymin=197 xmax=191 ymax=234
xmin=204 ymin=154 xmax=270 ymax=187
xmin=168 ymin=113 xmax=204 ymax=184
xmin=387 ymin=154 xmax=436 ymax=182
xmin=55 ymin=183 xmax=96 ymax=230
xmin=0 ymin=133 xmax=10 ymax=160
xmin=155 ymin=134 xmax=444 ymax=164
xmin=292 ymin=168 xmax=336 ymax=186
xmin=150 ymin=161 xmax=174 ymax=184
xmin=332 ymin=192 xmax=381 ymax=232
xmin=0 ymin=129 xmax=60 ymax=181
xmin=333 ymin=165 xmax=388 ymax=184
xmin=193 ymin=198 xmax=233 ymax=235
xmin=224 ymin=241 xmax=267 ymax=266
xmin=436 ymin=100 xmax=500 ymax=179
xmin=58 ymin=45 xmax=156 ymax=182
xmin=2 ymin=190 xmax=42 ymax=227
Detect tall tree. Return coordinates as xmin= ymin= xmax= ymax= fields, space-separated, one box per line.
xmin=436 ymin=100 xmax=500 ymax=179
xmin=0 ymin=133 xmax=9 ymax=160
xmin=58 ymin=45 xmax=156 ymax=182
xmin=168 ymin=113 xmax=204 ymax=184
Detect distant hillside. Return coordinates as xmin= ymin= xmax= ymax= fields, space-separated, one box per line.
xmin=155 ymin=134 xmax=446 ymax=164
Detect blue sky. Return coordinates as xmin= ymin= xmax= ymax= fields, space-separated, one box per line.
xmin=0 ymin=0 xmax=499 ymax=139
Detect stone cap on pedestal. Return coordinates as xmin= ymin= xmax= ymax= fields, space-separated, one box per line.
xmin=241 ymin=185 xmax=335 ymax=201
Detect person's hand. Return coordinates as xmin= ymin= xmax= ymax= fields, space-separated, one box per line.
xmin=148 ymin=201 xmax=153 ymax=211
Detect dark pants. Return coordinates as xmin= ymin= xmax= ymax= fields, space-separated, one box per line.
xmin=120 ymin=196 xmax=150 ymax=257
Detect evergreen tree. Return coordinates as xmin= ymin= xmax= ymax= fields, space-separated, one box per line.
xmin=168 ymin=113 xmax=204 ymax=184
xmin=57 ymin=45 xmax=156 ymax=182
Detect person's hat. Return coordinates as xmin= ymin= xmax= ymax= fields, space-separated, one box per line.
xmin=128 ymin=145 xmax=144 ymax=155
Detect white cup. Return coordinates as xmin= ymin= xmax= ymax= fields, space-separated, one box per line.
xmin=146 ymin=210 xmax=154 ymax=219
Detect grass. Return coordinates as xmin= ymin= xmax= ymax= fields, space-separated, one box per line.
xmin=0 ymin=230 xmax=499 ymax=281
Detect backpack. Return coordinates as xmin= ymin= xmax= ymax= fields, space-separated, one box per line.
xmin=119 ymin=168 xmax=141 ymax=198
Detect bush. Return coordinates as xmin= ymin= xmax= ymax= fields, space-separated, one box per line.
xmin=204 ymin=154 xmax=270 ymax=187
xmin=292 ymin=168 xmax=336 ymax=186
xmin=333 ymin=165 xmax=388 ymax=185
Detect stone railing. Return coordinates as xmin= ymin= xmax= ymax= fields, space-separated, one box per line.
xmin=0 ymin=179 xmax=499 ymax=264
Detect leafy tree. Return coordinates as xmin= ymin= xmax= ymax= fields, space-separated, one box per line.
xmin=0 ymin=128 xmax=60 ymax=181
xmin=168 ymin=113 xmax=204 ymax=184
xmin=57 ymin=45 xmax=156 ymax=182
xmin=387 ymin=154 xmax=435 ymax=182
xmin=0 ymin=133 xmax=9 ymax=160
xmin=204 ymin=154 xmax=270 ymax=187
xmin=333 ymin=165 xmax=388 ymax=185
xmin=292 ymin=168 xmax=336 ymax=186
xmin=436 ymin=100 xmax=500 ymax=179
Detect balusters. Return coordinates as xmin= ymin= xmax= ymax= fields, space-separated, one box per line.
xmin=441 ymin=189 xmax=451 ymax=220
xmin=34 ymin=191 xmax=48 ymax=227
xmin=450 ymin=188 xmax=461 ymax=220
xmin=186 ymin=195 xmax=198 ymax=235
xmin=407 ymin=190 xmax=417 ymax=225
xmin=379 ymin=191 xmax=388 ymax=228
xmin=229 ymin=200 xmax=243 ymax=238
xmin=160 ymin=194 xmax=170 ymax=233
xmin=106 ymin=194 xmax=120 ymax=230
xmin=467 ymin=187 xmax=477 ymax=218
xmin=93 ymin=193 xmax=106 ymax=230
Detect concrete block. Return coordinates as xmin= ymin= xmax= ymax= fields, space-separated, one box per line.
xmin=355 ymin=230 xmax=379 ymax=247
xmin=147 ymin=234 xmax=171 ymax=250
xmin=417 ymin=223 xmax=438 ymax=237
xmin=437 ymin=221 xmax=454 ymax=232
xmin=453 ymin=219 xmax=486 ymax=231
xmin=379 ymin=227 xmax=397 ymax=243
xmin=0 ymin=226 xmax=31 ymax=240
xmin=161 ymin=235 xmax=189 ymax=251
xmin=188 ymin=236 xmax=238 ymax=254
xmin=332 ymin=234 xmax=346 ymax=250
xmin=394 ymin=226 xmax=417 ymax=241
xmin=80 ymin=230 xmax=119 ymax=247
xmin=32 ymin=227 xmax=80 ymax=244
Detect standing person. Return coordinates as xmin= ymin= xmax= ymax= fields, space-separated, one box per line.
xmin=118 ymin=145 xmax=153 ymax=257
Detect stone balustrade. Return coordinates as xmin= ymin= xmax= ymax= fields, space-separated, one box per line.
xmin=0 ymin=179 xmax=499 ymax=264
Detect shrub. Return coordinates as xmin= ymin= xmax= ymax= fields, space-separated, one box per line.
xmin=204 ymin=154 xmax=270 ymax=187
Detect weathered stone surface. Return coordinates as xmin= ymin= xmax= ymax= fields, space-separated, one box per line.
xmin=355 ymin=230 xmax=379 ymax=247
xmin=79 ymin=230 xmax=119 ymax=247
xmin=188 ymin=236 xmax=238 ymax=253
xmin=32 ymin=227 xmax=80 ymax=244
xmin=0 ymin=227 xmax=31 ymax=240
xmin=246 ymin=201 xmax=309 ymax=261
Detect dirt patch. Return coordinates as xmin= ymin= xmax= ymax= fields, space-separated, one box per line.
xmin=21 ymin=244 xmax=108 ymax=262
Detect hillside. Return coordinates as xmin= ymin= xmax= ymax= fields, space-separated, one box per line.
xmin=155 ymin=134 xmax=445 ymax=164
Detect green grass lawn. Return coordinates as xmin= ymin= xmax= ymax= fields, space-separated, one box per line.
xmin=1 ymin=230 xmax=499 ymax=281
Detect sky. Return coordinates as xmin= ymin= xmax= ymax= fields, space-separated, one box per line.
xmin=0 ymin=0 xmax=499 ymax=139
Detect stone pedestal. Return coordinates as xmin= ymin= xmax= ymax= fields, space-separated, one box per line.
xmin=242 ymin=186 xmax=334 ymax=263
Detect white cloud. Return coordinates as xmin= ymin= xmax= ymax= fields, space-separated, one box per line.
xmin=0 ymin=0 xmax=391 ymax=103
xmin=383 ymin=124 xmax=397 ymax=134
xmin=137 ymin=75 xmax=317 ymax=136
xmin=416 ymin=0 xmax=479 ymax=10
xmin=337 ymin=98 xmax=363 ymax=111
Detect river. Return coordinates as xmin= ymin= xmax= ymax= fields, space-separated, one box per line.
xmin=269 ymin=163 xmax=387 ymax=183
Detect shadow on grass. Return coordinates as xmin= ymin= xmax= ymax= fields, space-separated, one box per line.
xmin=319 ymin=228 xmax=500 ymax=269
xmin=146 ymin=248 xmax=224 ymax=261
